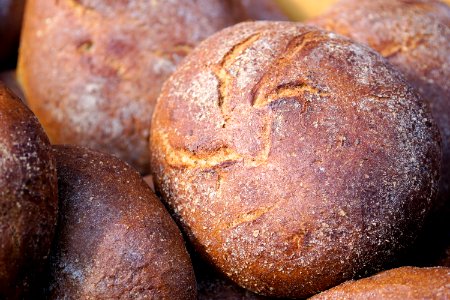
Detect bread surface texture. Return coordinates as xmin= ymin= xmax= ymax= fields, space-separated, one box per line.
xmin=48 ymin=145 xmax=196 ymax=299
xmin=0 ymin=83 xmax=58 ymax=298
xmin=311 ymin=0 xmax=450 ymax=211
xmin=311 ymin=266 xmax=450 ymax=299
xmin=18 ymin=0 xmax=244 ymax=173
xmin=149 ymin=21 xmax=441 ymax=298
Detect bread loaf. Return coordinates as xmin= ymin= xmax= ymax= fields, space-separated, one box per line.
xmin=48 ymin=145 xmax=196 ymax=299
xmin=149 ymin=21 xmax=441 ymax=298
xmin=18 ymin=0 xmax=245 ymax=173
xmin=311 ymin=266 xmax=450 ymax=299
xmin=0 ymin=83 xmax=58 ymax=298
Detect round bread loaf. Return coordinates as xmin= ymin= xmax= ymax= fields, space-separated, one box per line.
xmin=150 ymin=21 xmax=441 ymax=298
xmin=238 ymin=0 xmax=288 ymax=21
xmin=18 ymin=0 xmax=245 ymax=174
xmin=0 ymin=83 xmax=58 ymax=298
xmin=0 ymin=0 xmax=25 ymax=68
xmin=48 ymin=145 xmax=196 ymax=299
xmin=311 ymin=266 xmax=450 ymax=299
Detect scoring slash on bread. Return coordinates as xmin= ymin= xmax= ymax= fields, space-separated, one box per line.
xmin=47 ymin=145 xmax=196 ymax=299
xmin=150 ymin=21 xmax=442 ymax=298
xmin=0 ymin=83 xmax=58 ymax=298
xmin=17 ymin=0 xmax=247 ymax=174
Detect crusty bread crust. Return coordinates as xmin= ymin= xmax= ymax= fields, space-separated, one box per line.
xmin=311 ymin=266 xmax=450 ymax=299
xmin=310 ymin=0 xmax=450 ymax=214
xmin=0 ymin=83 xmax=58 ymax=298
xmin=310 ymin=0 xmax=450 ymax=269
xmin=48 ymin=145 xmax=197 ymax=299
xmin=150 ymin=21 xmax=441 ymax=298
xmin=18 ymin=0 xmax=244 ymax=173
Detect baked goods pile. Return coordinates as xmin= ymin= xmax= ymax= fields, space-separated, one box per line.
xmin=0 ymin=0 xmax=449 ymax=298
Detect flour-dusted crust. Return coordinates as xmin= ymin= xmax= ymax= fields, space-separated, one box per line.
xmin=150 ymin=22 xmax=441 ymax=298
xmin=48 ymin=145 xmax=196 ymax=299
xmin=310 ymin=0 xmax=450 ymax=211
xmin=18 ymin=0 xmax=244 ymax=174
xmin=311 ymin=266 xmax=450 ymax=299
xmin=0 ymin=83 xmax=58 ymax=298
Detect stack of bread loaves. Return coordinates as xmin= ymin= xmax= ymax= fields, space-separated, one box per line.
xmin=0 ymin=0 xmax=449 ymax=299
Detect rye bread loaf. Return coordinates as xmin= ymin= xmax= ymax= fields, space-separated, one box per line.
xmin=149 ymin=21 xmax=441 ymax=298
xmin=0 ymin=83 xmax=58 ymax=298
xmin=48 ymin=145 xmax=196 ymax=299
xmin=18 ymin=0 xmax=245 ymax=174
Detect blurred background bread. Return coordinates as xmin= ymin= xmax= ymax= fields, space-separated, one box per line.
xmin=239 ymin=0 xmax=288 ymax=21
xmin=150 ymin=21 xmax=441 ymax=298
xmin=18 ymin=0 xmax=247 ymax=174
xmin=47 ymin=145 xmax=196 ymax=299
xmin=0 ymin=83 xmax=57 ymax=298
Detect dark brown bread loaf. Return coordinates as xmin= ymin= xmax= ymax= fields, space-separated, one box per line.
xmin=311 ymin=267 xmax=450 ymax=299
xmin=18 ymin=0 xmax=245 ymax=174
xmin=150 ymin=21 xmax=441 ymax=298
xmin=48 ymin=145 xmax=196 ymax=299
xmin=0 ymin=0 xmax=25 ymax=68
xmin=0 ymin=83 xmax=58 ymax=298
xmin=238 ymin=0 xmax=288 ymax=21
xmin=310 ymin=0 xmax=450 ymax=252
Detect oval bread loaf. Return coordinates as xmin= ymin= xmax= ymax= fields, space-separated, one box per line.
xmin=48 ymin=145 xmax=196 ymax=299
xmin=18 ymin=0 xmax=245 ymax=173
xmin=0 ymin=83 xmax=58 ymax=298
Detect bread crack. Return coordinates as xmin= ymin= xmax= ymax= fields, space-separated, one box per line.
xmin=157 ymin=131 xmax=242 ymax=169
xmin=213 ymin=33 xmax=262 ymax=126
xmin=253 ymin=82 xmax=329 ymax=110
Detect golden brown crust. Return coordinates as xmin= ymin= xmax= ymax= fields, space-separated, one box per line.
xmin=150 ymin=21 xmax=441 ymax=298
xmin=49 ymin=145 xmax=196 ymax=299
xmin=0 ymin=0 xmax=25 ymax=68
xmin=18 ymin=0 xmax=244 ymax=174
xmin=0 ymin=83 xmax=58 ymax=298
xmin=311 ymin=267 xmax=450 ymax=299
